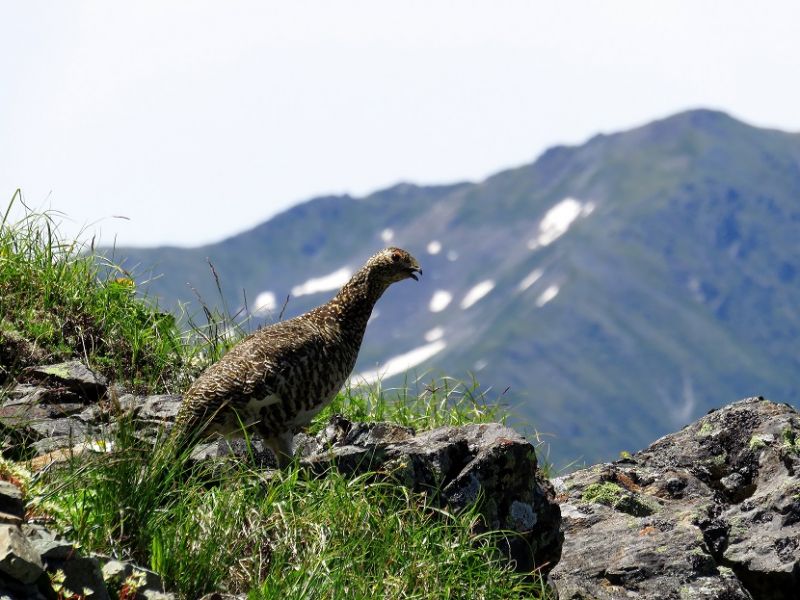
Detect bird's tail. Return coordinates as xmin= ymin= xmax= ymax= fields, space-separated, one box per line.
xmin=164 ymin=400 xmax=207 ymax=460
xmin=165 ymin=395 xmax=233 ymax=459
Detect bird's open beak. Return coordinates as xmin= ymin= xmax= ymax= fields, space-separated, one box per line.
xmin=408 ymin=266 xmax=422 ymax=281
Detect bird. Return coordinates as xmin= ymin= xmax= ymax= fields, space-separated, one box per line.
xmin=171 ymin=247 xmax=422 ymax=466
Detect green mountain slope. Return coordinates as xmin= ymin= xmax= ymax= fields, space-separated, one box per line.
xmin=111 ymin=109 xmax=800 ymax=467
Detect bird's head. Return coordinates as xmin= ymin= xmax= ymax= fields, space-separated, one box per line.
xmin=366 ymin=247 xmax=422 ymax=285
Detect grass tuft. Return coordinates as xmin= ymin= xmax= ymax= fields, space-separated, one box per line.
xmin=311 ymin=375 xmax=510 ymax=433
xmin=0 ymin=191 xmax=186 ymax=389
xmin=30 ymin=413 xmax=551 ymax=599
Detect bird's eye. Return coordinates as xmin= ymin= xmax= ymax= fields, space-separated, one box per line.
xmin=391 ymin=252 xmax=401 ymax=262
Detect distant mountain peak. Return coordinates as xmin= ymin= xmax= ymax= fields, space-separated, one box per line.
xmin=665 ymin=107 xmax=735 ymax=123
xmin=634 ymin=108 xmax=753 ymax=141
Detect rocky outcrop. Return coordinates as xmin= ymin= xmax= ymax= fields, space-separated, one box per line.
xmin=183 ymin=414 xmax=564 ymax=575
xmin=296 ymin=415 xmax=563 ymax=574
xmin=551 ymin=397 xmax=800 ymax=600
xmin=1 ymin=360 xmax=563 ymax=596
xmin=5 ymin=359 xmax=798 ymax=599
xmin=0 ymin=478 xmax=173 ymax=599
xmin=0 ymin=363 xmax=181 ymax=464
xmin=0 ymin=361 xmax=179 ymax=599
xmin=23 ymin=361 xmax=108 ymax=402
xmin=0 ymin=360 xmax=109 ymax=460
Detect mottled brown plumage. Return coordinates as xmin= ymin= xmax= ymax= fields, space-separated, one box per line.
xmin=172 ymin=247 xmax=421 ymax=465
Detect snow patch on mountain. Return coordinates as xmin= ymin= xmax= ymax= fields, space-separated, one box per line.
xmin=252 ymin=291 xmax=277 ymax=314
xmin=473 ymin=359 xmax=488 ymax=372
xmin=688 ymin=276 xmax=705 ymax=303
xmin=292 ymin=267 xmax=351 ymax=297
xmin=536 ymin=284 xmax=560 ymax=307
xmin=460 ymin=280 xmax=495 ymax=309
xmin=518 ymin=268 xmax=544 ymax=292
xmin=424 ymin=326 xmax=444 ymax=342
xmin=528 ymin=197 xmax=591 ymax=249
xmin=354 ymin=340 xmax=447 ymax=384
xmin=429 ymin=290 xmax=453 ymax=312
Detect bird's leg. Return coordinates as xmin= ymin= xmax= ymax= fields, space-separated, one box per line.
xmin=261 ymin=430 xmax=295 ymax=468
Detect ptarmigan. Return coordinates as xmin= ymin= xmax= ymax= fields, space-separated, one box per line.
xmin=172 ymin=247 xmax=422 ymax=466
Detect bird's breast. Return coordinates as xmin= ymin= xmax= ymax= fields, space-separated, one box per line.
xmin=237 ymin=393 xmax=282 ymax=428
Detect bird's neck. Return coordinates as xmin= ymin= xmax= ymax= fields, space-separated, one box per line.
xmin=324 ymin=268 xmax=388 ymax=334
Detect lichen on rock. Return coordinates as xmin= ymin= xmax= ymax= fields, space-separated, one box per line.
xmin=551 ymin=397 xmax=800 ymax=600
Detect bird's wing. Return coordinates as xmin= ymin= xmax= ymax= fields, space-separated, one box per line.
xmin=241 ymin=318 xmax=329 ymax=388
xmin=175 ymin=318 xmax=328 ymax=434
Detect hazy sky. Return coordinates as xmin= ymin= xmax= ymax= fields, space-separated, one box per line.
xmin=3 ymin=1 xmax=799 ymax=247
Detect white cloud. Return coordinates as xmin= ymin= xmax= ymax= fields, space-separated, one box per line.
xmin=381 ymin=228 xmax=394 ymax=243
xmin=427 ymin=240 xmax=442 ymax=255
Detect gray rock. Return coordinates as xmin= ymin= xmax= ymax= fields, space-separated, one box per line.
xmin=101 ymin=558 xmax=166 ymax=599
xmin=18 ymin=529 xmax=162 ymax=599
xmin=24 ymin=360 xmax=108 ymax=400
xmin=76 ymin=405 xmax=102 ymax=424
xmin=0 ymin=383 xmax=90 ymax=459
xmin=22 ymin=524 xmax=77 ymax=560
xmin=299 ymin=415 xmax=563 ymax=574
xmin=0 ymin=397 xmax=52 ymax=439
xmin=32 ymin=538 xmax=77 ymax=562
xmin=119 ymin=394 xmax=188 ymax=446
xmin=55 ymin=556 xmax=109 ymax=600
xmin=0 ymin=482 xmax=24 ymax=525
xmin=31 ymin=430 xmax=88 ymax=456
xmin=189 ymin=437 xmax=277 ymax=469
xmin=0 ymin=387 xmax=86 ymax=420
xmin=0 ymin=524 xmax=44 ymax=584
xmin=141 ymin=591 xmax=176 ymax=600
xmin=76 ymin=394 xmax=141 ymax=425
xmin=138 ymin=395 xmax=182 ymax=423
xmin=0 ymin=573 xmax=49 ymax=600
xmin=100 ymin=558 xmax=130 ymax=581
xmin=3 ymin=384 xmax=49 ymax=405
xmin=115 ymin=393 xmax=144 ymax=413
xmin=551 ymin=397 xmax=799 ymax=600
xmin=27 ymin=416 xmax=87 ymax=441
